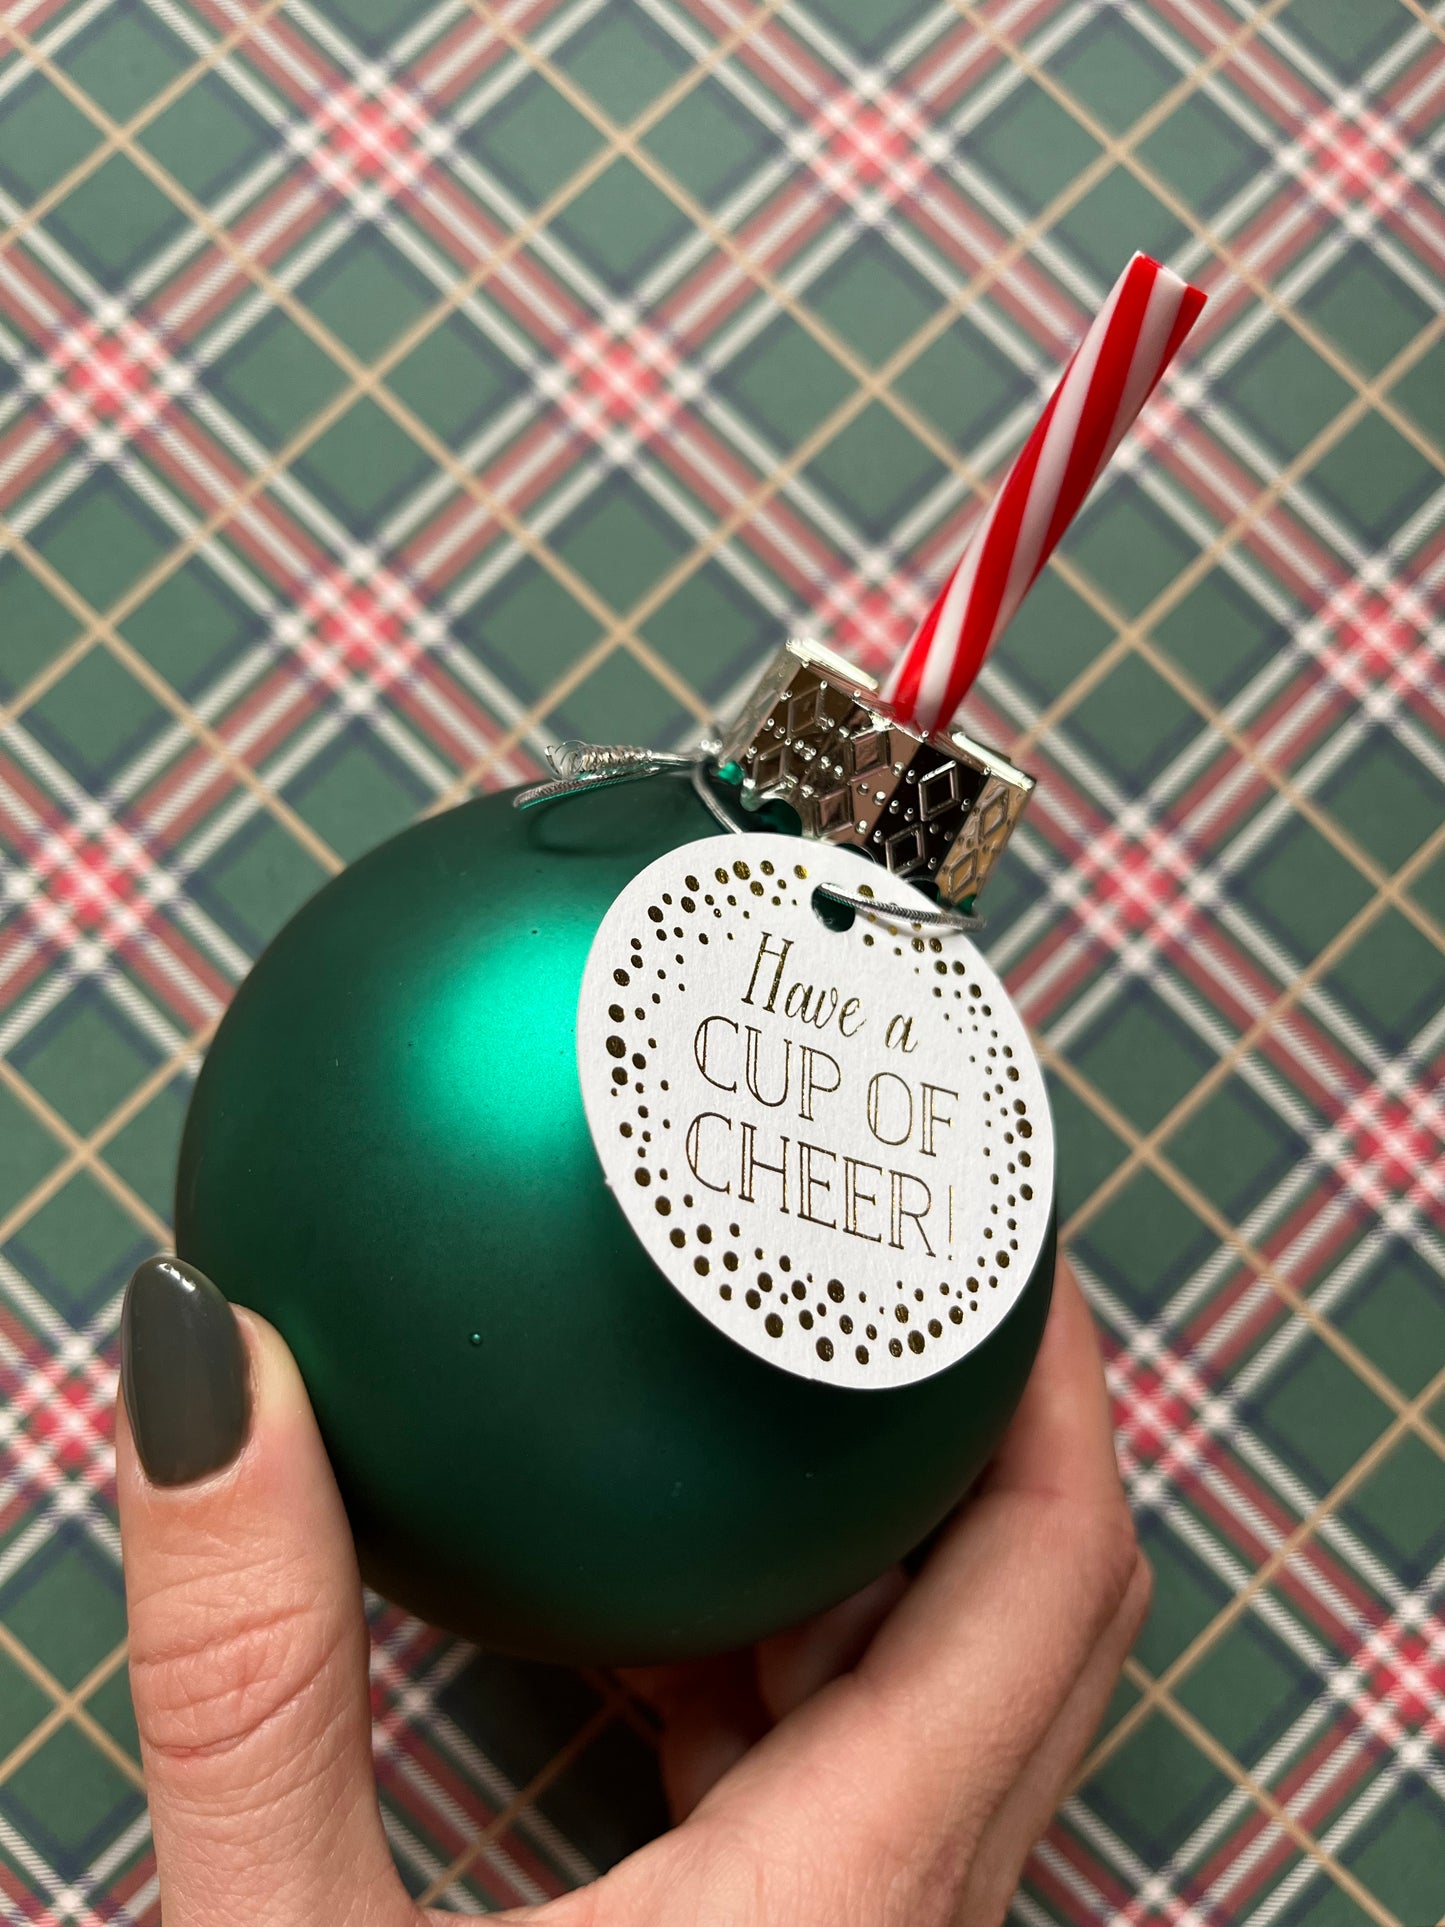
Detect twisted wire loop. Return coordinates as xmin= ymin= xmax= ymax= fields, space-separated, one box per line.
xmin=515 ymin=739 xmax=984 ymax=936
xmin=513 ymin=741 xmax=702 ymax=809
xmin=815 ymin=883 xmax=984 ymax=933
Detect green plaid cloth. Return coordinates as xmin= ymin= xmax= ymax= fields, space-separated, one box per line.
xmin=0 ymin=0 xmax=1441 ymax=1916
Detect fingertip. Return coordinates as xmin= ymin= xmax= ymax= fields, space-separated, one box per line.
xmin=119 ymin=1255 xmax=249 ymax=1491
xmin=983 ymin=1253 xmax=1121 ymax=1505
xmin=231 ymin=1306 xmax=312 ymax=1419
xmin=1039 ymin=1257 xmax=1100 ymax=1365
xmin=617 ymin=1653 xmax=769 ymax=1823
xmin=116 ymin=1264 xmax=404 ymax=1924
xmin=1122 ymin=1548 xmax=1153 ymax=1646
xmin=755 ymin=1567 xmax=909 ymax=1721
xmin=115 ymin=1272 xmax=319 ymax=1510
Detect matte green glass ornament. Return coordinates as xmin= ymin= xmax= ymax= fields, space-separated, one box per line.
xmin=177 ymin=774 xmax=1055 ymax=1664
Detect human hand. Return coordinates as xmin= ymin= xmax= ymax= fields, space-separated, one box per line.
xmin=116 ymin=1255 xmax=1147 ymax=1927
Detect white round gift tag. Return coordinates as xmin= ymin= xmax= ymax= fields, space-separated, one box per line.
xmin=577 ymin=832 xmax=1054 ymax=1390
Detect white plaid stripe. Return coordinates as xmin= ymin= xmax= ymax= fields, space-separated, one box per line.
xmin=5 ymin=0 xmax=1433 ymax=817
xmin=8 ymin=0 xmax=1441 ymax=1595
xmin=2 ymin=0 xmax=1441 ymax=1564
xmin=0 ymin=0 xmax=1438 ymax=1916
xmin=367 ymin=1620 xmax=602 ymax=1895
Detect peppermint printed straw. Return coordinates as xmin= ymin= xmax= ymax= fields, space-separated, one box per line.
xmin=885 ymin=253 xmax=1207 ymax=734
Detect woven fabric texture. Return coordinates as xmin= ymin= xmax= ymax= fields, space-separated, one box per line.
xmin=0 ymin=0 xmax=1441 ymax=1918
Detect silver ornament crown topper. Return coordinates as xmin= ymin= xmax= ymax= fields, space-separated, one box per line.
xmin=718 ymin=639 xmax=1034 ymax=910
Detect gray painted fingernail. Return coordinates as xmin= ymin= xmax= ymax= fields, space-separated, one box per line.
xmin=121 ymin=1257 xmax=250 ymax=1487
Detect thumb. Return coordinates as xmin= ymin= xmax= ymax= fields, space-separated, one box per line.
xmin=117 ymin=1256 xmax=413 ymax=1927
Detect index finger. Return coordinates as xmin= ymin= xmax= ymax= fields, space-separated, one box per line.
xmin=865 ymin=1258 xmax=1134 ymax=1689
xmin=689 ymin=1261 xmax=1139 ymax=1870
xmin=979 ymin=1251 xmax=1124 ymax=1504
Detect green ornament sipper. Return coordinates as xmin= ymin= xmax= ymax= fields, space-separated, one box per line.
xmin=175 ymin=255 xmax=1211 ymax=1662
xmin=175 ymin=637 xmax=1055 ymax=1664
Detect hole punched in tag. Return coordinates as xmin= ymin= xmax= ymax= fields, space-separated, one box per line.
xmin=514 ymin=736 xmax=989 ymax=937
xmin=812 ymin=885 xmax=856 ymax=934
xmin=518 ymin=637 xmax=1039 ymax=936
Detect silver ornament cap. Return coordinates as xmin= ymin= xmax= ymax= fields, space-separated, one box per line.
xmin=717 ymin=638 xmax=1034 ymax=909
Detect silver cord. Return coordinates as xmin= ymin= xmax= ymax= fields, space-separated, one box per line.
xmin=517 ymin=738 xmax=984 ymax=936
xmin=514 ymin=742 xmax=699 ymax=809
xmin=550 ymin=741 xmax=697 ymax=780
xmin=689 ymin=761 xmax=984 ymax=933
xmin=689 ymin=756 xmax=740 ymax=833
xmin=813 ymin=884 xmax=984 ymax=932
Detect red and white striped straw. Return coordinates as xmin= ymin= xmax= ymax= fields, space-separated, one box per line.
xmin=885 ymin=253 xmax=1206 ymax=734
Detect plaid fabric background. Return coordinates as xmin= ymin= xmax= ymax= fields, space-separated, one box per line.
xmin=0 ymin=0 xmax=1442 ymax=1916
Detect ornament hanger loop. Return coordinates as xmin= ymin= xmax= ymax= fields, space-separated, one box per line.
xmin=513 ymin=741 xmax=703 ymax=809
xmin=686 ymin=762 xmax=983 ymax=932
xmin=812 ymin=879 xmax=984 ymax=934
xmin=514 ymin=739 xmax=984 ymax=936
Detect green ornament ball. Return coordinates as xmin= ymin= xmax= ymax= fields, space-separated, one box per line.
xmin=176 ymin=776 xmax=1054 ymax=1664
